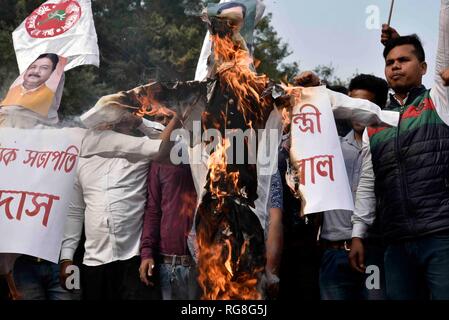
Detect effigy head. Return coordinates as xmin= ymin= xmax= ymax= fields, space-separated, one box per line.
xmin=203 ymin=0 xmax=260 ymax=51
xmin=203 ymin=2 xmax=246 ymax=39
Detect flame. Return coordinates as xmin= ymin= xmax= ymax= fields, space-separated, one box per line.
xmin=282 ymin=84 xmax=302 ymax=106
xmin=279 ymin=84 xmax=302 ymax=131
xmin=197 ymin=236 xmax=262 ymax=300
xmin=196 ymin=33 xmax=273 ymax=301
xmin=224 ymin=239 xmax=234 ymax=277
xmin=281 ymin=107 xmax=291 ymax=129
xmin=211 ymin=34 xmax=270 ymax=126
xmin=207 ymin=138 xmax=240 ymax=211
xmin=133 ymin=89 xmax=174 ymax=119
xmin=197 ymin=137 xmax=263 ymax=300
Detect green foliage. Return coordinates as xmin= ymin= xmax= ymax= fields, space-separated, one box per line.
xmin=313 ymin=64 xmax=352 ymax=87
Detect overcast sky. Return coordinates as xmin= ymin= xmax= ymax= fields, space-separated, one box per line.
xmin=263 ymin=0 xmax=440 ymax=87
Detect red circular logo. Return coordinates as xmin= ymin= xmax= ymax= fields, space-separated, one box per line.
xmin=25 ymin=1 xmax=82 ymax=38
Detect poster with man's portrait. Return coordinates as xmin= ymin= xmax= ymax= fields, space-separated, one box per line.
xmin=0 ymin=53 xmax=67 ymax=118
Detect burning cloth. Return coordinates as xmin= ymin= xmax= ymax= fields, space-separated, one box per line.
xmin=90 ymin=0 xmax=282 ymax=299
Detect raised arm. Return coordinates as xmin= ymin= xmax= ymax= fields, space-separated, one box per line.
xmin=294 ymin=73 xmax=399 ymax=127
xmin=328 ymin=88 xmax=399 ymax=127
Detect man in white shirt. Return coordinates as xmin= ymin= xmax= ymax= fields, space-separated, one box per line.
xmin=59 ymin=111 xmax=181 ymax=300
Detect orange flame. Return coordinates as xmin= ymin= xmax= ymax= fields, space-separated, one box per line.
xmin=211 ymin=34 xmax=270 ymax=126
xmin=282 ymin=85 xmax=302 ymax=106
xmin=224 ymin=239 xmax=234 ymax=277
xmin=197 ymin=33 xmax=274 ymax=301
xmin=279 ymin=84 xmax=302 ymax=131
xmin=207 ymin=138 xmax=240 ymax=211
xmin=198 ymin=137 xmax=263 ymax=300
xmin=197 ymin=236 xmax=262 ymax=300
xmin=281 ymin=107 xmax=291 ymax=129
xmin=134 ymin=90 xmax=175 ymax=119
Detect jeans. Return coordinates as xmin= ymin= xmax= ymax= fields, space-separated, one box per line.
xmin=319 ymin=249 xmax=365 ymax=300
xmin=159 ymin=263 xmax=201 ymax=300
xmin=384 ymin=232 xmax=449 ymax=300
xmin=319 ymin=244 xmax=387 ymax=300
xmin=13 ymin=256 xmax=80 ymax=300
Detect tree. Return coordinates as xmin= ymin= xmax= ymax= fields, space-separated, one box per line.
xmin=313 ymin=64 xmax=352 ymax=87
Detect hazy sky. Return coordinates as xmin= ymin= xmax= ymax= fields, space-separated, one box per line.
xmin=264 ymin=0 xmax=440 ymax=87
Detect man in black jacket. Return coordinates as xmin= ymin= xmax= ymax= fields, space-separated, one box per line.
xmin=349 ymin=1 xmax=449 ymax=299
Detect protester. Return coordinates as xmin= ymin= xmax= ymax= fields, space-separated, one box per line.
xmin=139 ymin=125 xmax=200 ymax=300
xmin=350 ymin=0 xmax=449 ymax=300
xmin=59 ymin=109 xmax=182 ymax=300
xmin=277 ymin=108 xmax=321 ymax=301
xmin=319 ymin=74 xmax=388 ymax=300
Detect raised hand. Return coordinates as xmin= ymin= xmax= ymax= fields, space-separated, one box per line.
xmin=381 ymin=23 xmax=400 ymax=45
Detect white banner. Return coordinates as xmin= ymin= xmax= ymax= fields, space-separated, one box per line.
xmin=290 ymin=86 xmax=354 ymax=215
xmin=13 ymin=0 xmax=99 ymax=73
xmin=0 ymin=128 xmax=85 ymax=263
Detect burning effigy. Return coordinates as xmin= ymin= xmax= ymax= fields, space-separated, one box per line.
xmin=90 ymin=0 xmax=285 ymax=300
xmin=193 ymin=0 xmax=282 ymax=300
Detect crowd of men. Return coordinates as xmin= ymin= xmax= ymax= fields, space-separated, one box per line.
xmin=2 ymin=0 xmax=449 ymax=301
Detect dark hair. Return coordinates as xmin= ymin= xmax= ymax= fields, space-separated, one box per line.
xmin=35 ymin=53 xmax=59 ymax=71
xmin=383 ymin=34 xmax=426 ymax=62
xmin=327 ymin=85 xmax=348 ymax=95
xmin=349 ymin=74 xmax=389 ymax=108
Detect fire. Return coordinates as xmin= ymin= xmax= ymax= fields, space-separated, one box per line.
xmin=211 ymin=34 xmax=271 ymax=125
xmin=282 ymin=84 xmax=302 ymax=106
xmin=197 ymin=235 xmax=262 ymax=300
xmin=197 ymin=137 xmax=263 ymax=300
xmin=281 ymin=107 xmax=291 ymax=129
xmin=278 ymin=84 xmax=302 ymax=131
xmin=196 ymin=29 xmax=277 ymax=301
xmin=224 ymin=239 xmax=234 ymax=277
xmin=134 ymin=89 xmax=174 ymax=119
xmin=207 ymin=138 xmax=240 ymax=210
